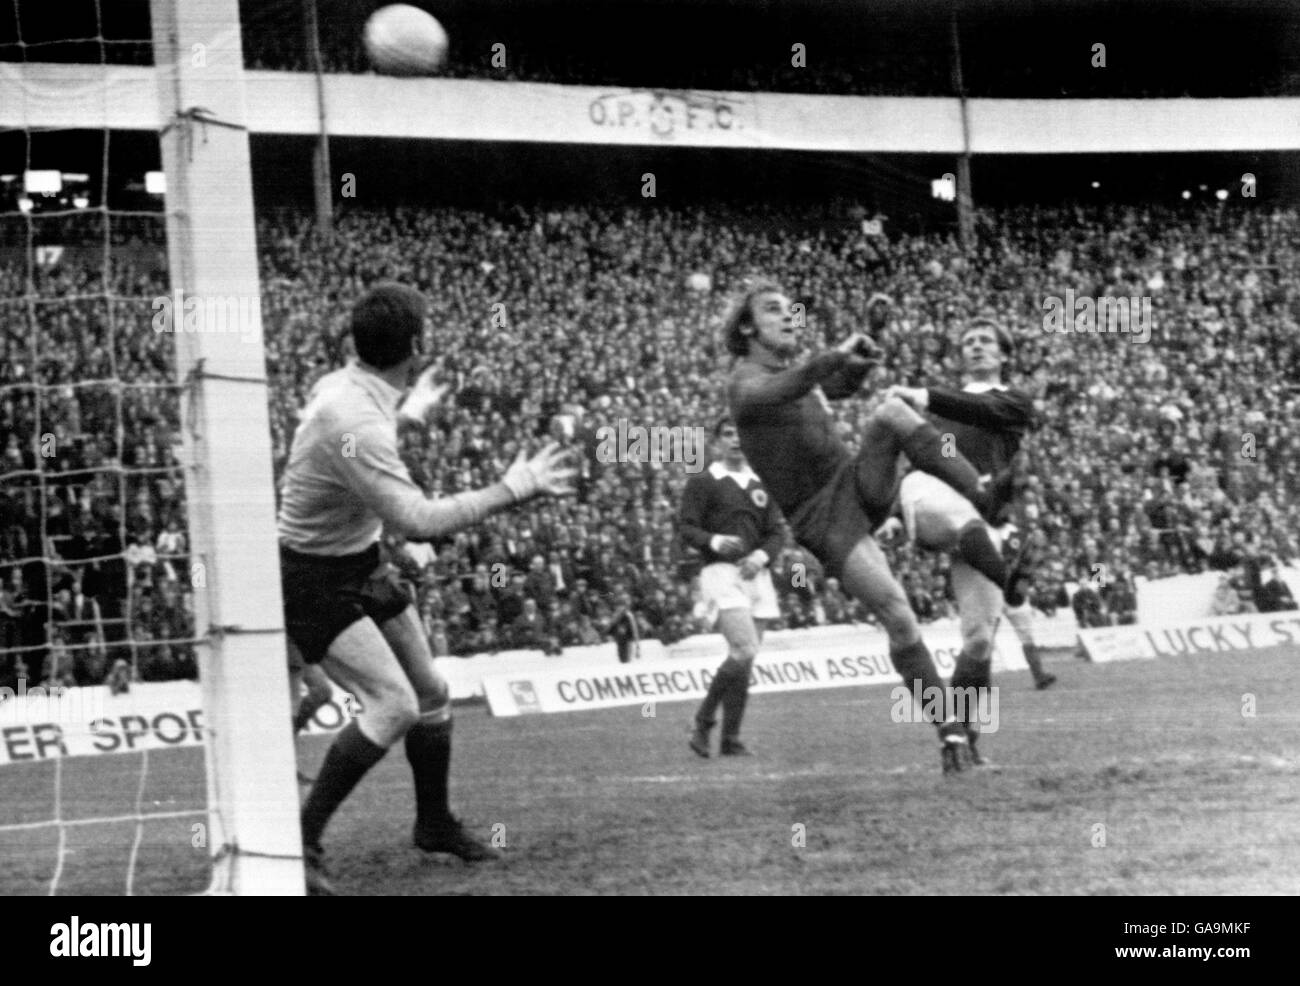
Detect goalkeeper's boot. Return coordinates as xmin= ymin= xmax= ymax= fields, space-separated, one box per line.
xmin=719 ymin=739 xmax=753 ymax=757
xmin=304 ymin=844 xmax=337 ymax=897
xmin=688 ymin=721 xmax=712 ymax=759
xmin=414 ymin=815 xmax=501 ymax=862
xmin=939 ymin=721 xmax=972 ymax=775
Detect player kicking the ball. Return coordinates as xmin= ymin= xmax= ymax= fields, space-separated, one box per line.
xmin=724 ymin=284 xmax=1013 ymax=773
xmin=278 ymin=283 xmax=575 ymax=894
xmin=678 ymin=416 xmax=785 ymax=758
xmin=884 ymin=318 xmax=1055 ymax=765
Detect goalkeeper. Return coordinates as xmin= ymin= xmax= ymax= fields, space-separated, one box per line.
xmin=278 ymin=283 xmax=575 ymax=894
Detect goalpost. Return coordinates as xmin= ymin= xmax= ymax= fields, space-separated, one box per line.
xmin=149 ymin=0 xmax=302 ymax=895
xmin=0 ymin=0 xmax=301 ymax=895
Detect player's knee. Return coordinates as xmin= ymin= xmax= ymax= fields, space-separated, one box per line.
xmin=373 ymin=680 xmax=420 ymax=737
xmin=730 ymin=640 xmax=760 ymax=665
xmin=416 ymin=676 xmax=451 ymax=717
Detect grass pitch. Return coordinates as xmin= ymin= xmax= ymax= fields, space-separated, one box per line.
xmin=3 ymin=647 xmax=1298 ymax=895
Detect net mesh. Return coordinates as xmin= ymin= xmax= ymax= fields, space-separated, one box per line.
xmin=0 ymin=0 xmax=212 ymax=895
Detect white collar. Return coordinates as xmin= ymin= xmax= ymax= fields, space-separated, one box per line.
xmin=962 ymin=381 xmax=1007 ymax=394
xmin=346 ymin=360 xmax=404 ymax=416
xmin=709 ymin=461 xmax=760 ymax=487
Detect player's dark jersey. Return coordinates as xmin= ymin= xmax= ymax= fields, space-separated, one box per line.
xmin=678 ymin=461 xmax=784 ymax=574
xmin=726 ymin=355 xmax=868 ymax=517
xmin=926 ymin=382 xmax=1034 ymax=517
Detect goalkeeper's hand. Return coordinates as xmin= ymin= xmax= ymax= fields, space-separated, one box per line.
xmin=398 ymin=363 xmax=450 ymax=424
xmin=503 ymin=442 xmax=578 ymax=501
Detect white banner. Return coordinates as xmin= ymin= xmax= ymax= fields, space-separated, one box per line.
xmin=0 ymin=680 xmax=204 ymax=764
xmin=5 ymin=64 xmax=1300 ymax=153
xmin=483 ymin=619 xmax=1025 ymax=717
xmin=429 ymin=640 xmax=667 ymax=702
xmin=0 ymin=622 xmax=1032 ymax=753
xmin=1079 ymin=611 xmax=1300 ymax=664
xmin=668 ymin=618 xmax=1025 ymax=668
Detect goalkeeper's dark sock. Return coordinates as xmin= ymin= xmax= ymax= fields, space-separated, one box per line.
xmin=406 ymin=712 xmax=453 ymax=829
xmin=719 ymin=663 xmax=752 ymax=744
xmin=889 ymin=636 xmax=950 ymax=727
xmin=956 ymin=519 xmax=1008 ymax=589
xmin=901 ymin=422 xmax=985 ymax=505
xmin=301 ymin=720 xmax=388 ymax=849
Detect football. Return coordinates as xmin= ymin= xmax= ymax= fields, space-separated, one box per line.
xmin=364 ymin=5 xmax=449 ymax=76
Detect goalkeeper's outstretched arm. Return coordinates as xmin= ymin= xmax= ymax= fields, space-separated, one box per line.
xmin=339 ymin=421 xmax=576 ymax=541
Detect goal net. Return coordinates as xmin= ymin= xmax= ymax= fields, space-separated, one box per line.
xmin=0 ymin=0 xmax=301 ymax=895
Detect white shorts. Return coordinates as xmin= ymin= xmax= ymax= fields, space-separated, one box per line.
xmin=695 ymin=562 xmax=780 ymax=627
xmin=898 ymin=471 xmax=996 ymax=551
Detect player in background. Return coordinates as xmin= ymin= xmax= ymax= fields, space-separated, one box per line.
xmin=678 ymin=416 xmax=785 ymax=758
xmin=884 ymin=318 xmax=1056 ymax=765
xmin=724 ymin=284 xmax=1011 ymax=772
xmin=278 ymin=283 xmax=575 ymax=894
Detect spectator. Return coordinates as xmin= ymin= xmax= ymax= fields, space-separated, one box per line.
xmin=1211 ymin=576 xmax=1243 ymax=616
xmin=1255 ymin=565 xmax=1298 ymax=613
xmin=509 ymin=597 xmax=550 ymax=650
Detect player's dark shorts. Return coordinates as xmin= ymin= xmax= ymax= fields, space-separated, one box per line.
xmin=786 ymin=453 xmax=895 ymax=580
xmin=279 ymin=543 xmax=410 ymax=664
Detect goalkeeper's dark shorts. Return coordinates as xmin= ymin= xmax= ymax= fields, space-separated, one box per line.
xmin=785 ymin=451 xmax=897 ymax=581
xmin=279 ymin=543 xmax=411 ymax=665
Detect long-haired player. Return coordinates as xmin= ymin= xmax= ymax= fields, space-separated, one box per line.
xmin=722 ymin=283 xmax=1011 ymax=772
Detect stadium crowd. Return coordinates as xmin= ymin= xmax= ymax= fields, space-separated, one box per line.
xmin=2 ymin=199 xmax=1299 ymax=685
